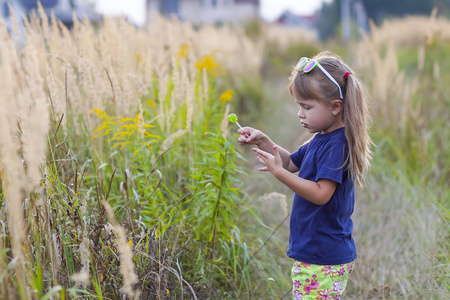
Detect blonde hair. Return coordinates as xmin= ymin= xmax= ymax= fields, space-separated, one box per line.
xmin=289 ymin=51 xmax=373 ymax=188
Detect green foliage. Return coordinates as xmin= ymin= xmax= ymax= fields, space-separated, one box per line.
xmin=189 ymin=133 xmax=243 ymax=248
xmin=228 ymin=75 xmax=265 ymax=125
xmin=362 ymin=0 xmax=438 ymax=24
xmin=317 ymin=0 xmax=450 ymax=41
xmin=317 ymin=0 xmax=341 ymax=40
xmin=347 ymin=18 xmax=450 ymax=299
xmin=242 ymin=19 xmax=264 ymax=41
xmin=264 ymin=40 xmax=319 ymax=76
xmin=375 ymin=39 xmax=450 ymax=188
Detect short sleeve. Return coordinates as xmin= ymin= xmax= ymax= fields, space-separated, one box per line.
xmin=290 ymin=144 xmax=308 ymax=169
xmin=315 ymin=141 xmax=347 ymax=184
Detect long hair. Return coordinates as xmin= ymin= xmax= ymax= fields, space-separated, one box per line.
xmin=288 ymin=51 xmax=373 ymax=188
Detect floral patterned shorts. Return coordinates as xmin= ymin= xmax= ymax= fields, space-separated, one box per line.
xmin=291 ymin=260 xmax=354 ymax=300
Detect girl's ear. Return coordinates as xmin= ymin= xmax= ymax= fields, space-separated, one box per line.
xmin=331 ymin=100 xmax=344 ymax=115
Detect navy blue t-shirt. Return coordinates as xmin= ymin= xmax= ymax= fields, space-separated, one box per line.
xmin=287 ymin=127 xmax=356 ymax=265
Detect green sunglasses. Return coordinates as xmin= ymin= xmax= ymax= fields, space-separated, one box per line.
xmin=295 ymin=57 xmax=344 ymax=100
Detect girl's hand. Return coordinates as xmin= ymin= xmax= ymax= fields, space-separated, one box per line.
xmin=252 ymin=145 xmax=284 ymax=174
xmin=237 ymin=127 xmax=266 ymax=146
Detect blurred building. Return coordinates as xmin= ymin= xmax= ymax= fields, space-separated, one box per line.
xmin=146 ymin=0 xmax=260 ymax=25
xmin=1 ymin=0 xmax=101 ymax=30
xmin=275 ymin=10 xmax=319 ymax=30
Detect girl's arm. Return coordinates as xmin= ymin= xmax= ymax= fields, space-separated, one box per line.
xmin=253 ymin=146 xmax=337 ymax=205
xmin=238 ymin=127 xmax=298 ymax=172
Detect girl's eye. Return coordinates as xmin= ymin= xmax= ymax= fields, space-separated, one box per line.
xmin=302 ymin=106 xmax=310 ymax=110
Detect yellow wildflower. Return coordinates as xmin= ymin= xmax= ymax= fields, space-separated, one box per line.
xmin=195 ymin=52 xmax=224 ymax=76
xmin=219 ymin=89 xmax=236 ymax=103
xmin=175 ymin=43 xmax=189 ymax=58
xmin=89 ymin=108 xmax=107 ymax=119
xmin=135 ymin=52 xmax=143 ymax=64
xmin=145 ymin=100 xmax=156 ymax=109
xmin=90 ymin=108 xmax=162 ymax=151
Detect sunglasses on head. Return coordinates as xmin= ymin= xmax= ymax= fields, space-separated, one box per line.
xmin=295 ymin=57 xmax=343 ymax=100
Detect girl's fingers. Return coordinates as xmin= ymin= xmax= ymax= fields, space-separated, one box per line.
xmin=252 ymin=148 xmax=266 ymax=156
xmin=256 ymin=155 xmax=265 ymax=164
xmin=273 ymin=145 xmax=282 ymax=156
xmin=238 ymin=127 xmax=252 ymax=136
xmin=273 ymin=145 xmax=278 ymax=153
xmin=238 ymin=133 xmax=252 ymax=145
xmin=238 ymin=127 xmax=259 ymax=143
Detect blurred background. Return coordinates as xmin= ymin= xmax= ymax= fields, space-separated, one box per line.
xmin=3 ymin=0 xmax=450 ymax=35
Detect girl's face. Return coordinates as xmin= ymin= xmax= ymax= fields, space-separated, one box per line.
xmin=294 ymin=96 xmax=344 ymax=134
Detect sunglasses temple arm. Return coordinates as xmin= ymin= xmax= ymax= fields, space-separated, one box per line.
xmin=317 ymin=64 xmax=344 ymax=99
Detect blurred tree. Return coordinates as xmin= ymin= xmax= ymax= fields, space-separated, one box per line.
xmin=362 ymin=0 xmax=437 ymax=24
xmin=436 ymin=0 xmax=450 ymax=17
xmin=317 ymin=0 xmax=341 ymax=40
xmin=317 ymin=0 xmax=450 ymax=40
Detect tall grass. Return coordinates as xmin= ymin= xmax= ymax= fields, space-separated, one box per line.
xmin=0 ymin=7 xmax=273 ymax=299
xmin=347 ymin=11 xmax=449 ymax=299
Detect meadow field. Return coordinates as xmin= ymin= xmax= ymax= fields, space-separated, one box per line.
xmin=0 ymin=6 xmax=448 ymax=299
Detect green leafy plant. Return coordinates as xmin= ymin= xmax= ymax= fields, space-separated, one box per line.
xmin=189 ymin=133 xmax=244 ymax=249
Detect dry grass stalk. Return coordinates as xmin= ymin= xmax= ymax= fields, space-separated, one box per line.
xmin=71 ymin=188 xmax=93 ymax=288
xmin=369 ymin=9 xmax=450 ymax=48
xmin=157 ymin=71 xmax=169 ymax=132
xmin=78 ymin=56 xmax=99 ymax=113
xmin=257 ymin=192 xmax=289 ymax=225
xmin=0 ymin=18 xmax=37 ymax=298
xmin=46 ymin=65 xmax=62 ymax=122
xmin=179 ymin=59 xmax=193 ymax=133
xmin=37 ymin=2 xmax=50 ymax=42
xmin=160 ymin=130 xmax=188 ymax=151
xmin=103 ymin=201 xmax=140 ymax=299
xmin=356 ymin=26 xmax=418 ymax=132
xmin=7 ymin=3 xmax=22 ymax=45
xmin=264 ymin=24 xmax=317 ymax=51
xmin=71 ymin=236 xmax=90 ymax=288
xmin=220 ymin=103 xmax=231 ymax=139
xmin=167 ymin=56 xmax=180 ymax=134
xmin=137 ymin=100 xmax=145 ymax=138
xmin=21 ymin=53 xmax=50 ymax=190
xmin=202 ymin=68 xmax=209 ymax=109
xmin=0 ymin=211 xmax=9 ymax=296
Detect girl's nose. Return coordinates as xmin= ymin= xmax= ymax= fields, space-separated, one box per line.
xmin=298 ymin=108 xmax=305 ymax=119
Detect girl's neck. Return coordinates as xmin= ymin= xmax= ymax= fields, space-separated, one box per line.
xmin=321 ymin=119 xmax=345 ymax=134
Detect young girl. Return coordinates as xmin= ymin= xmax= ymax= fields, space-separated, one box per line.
xmin=237 ymin=51 xmax=372 ymax=299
